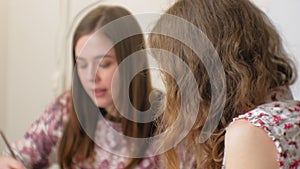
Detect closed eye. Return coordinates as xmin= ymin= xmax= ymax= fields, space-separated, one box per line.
xmin=99 ymin=62 xmax=112 ymax=68
xmin=76 ymin=61 xmax=87 ymax=69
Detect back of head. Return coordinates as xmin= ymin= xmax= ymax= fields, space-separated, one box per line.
xmin=149 ymin=0 xmax=297 ymax=168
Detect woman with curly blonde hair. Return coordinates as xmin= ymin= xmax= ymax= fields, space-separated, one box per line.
xmin=149 ymin=0 xmax=300 ymax=168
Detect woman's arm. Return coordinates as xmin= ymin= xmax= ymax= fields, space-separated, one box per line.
xmin=224 ymin=119 xmax=279 ymax=169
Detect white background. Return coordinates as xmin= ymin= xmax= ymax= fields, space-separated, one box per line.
xmin=0 ymin=1 xmax=299 ymax=168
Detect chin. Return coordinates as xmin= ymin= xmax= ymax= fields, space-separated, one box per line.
xmin=94 ymin=102 xmax=105 ymax=107
xmin=95 ymin=100 xmax=111 ymax=108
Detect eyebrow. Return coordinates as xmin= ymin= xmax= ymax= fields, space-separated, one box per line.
xmin=76 ymin=54 xmax=113 ymax=61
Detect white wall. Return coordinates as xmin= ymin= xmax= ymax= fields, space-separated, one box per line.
xmin=0 ymin=0 xmax=9 ymax=134
xmin=5 ymin=0 xmax=60 ymax=141
xmin=266 ymin=0 xmax=300 ymax=99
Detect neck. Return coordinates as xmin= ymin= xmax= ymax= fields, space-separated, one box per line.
xmin=100 ymin=106 xmax=122 ymax=123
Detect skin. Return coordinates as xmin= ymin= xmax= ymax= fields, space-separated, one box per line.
xmin=75 ymin=32 xmax=119 ymax=115
xmin=0 ymin=156 xmax=26 ymax=169
xmin=224 ymin=120 xmax=279 ymax=169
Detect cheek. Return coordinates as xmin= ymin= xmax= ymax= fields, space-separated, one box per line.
xmin=111 ymin=69 xmax=119 ymax=82
xmin=107 ymin=67 xmax=120 ymax=90
xmin=77 ymin=70 xmax=88 ymax=88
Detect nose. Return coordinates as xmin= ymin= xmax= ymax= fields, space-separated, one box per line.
xmin=86 ymin=63 xmax=100 ymax=82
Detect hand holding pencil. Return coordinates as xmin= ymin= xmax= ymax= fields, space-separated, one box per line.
xmin=0 ymin=130 xmax=26 ymax=169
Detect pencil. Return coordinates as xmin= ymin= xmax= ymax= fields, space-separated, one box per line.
xmin=0 ymin=130 xmax=17 ymax=159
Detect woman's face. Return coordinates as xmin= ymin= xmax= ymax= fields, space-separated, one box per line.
xmin=75 ymin=33 xmax=119 ymax=113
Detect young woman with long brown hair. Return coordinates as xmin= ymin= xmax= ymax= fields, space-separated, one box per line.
xmin=149 ymin=0 xmax=300 ymax=168
xmin=0 ymin=5 xmax=161 ymax=169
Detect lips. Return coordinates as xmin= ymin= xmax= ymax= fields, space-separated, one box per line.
xmin=93 ymin=88 xmax=107 ymax=97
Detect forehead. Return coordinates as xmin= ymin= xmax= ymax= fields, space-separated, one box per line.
xmin=75 ymin=32 xmax=115 ymax=58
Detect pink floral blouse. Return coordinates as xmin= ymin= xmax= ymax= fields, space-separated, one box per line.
xmin=5 ymin=92 xmax=160 ymax=169
xmin=222 ymin=86 xmax=300 ymax=169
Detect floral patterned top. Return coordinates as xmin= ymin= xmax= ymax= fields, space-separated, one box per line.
xmin=222 ymin=86 xmax=300 ymax=169
xmin=4 ymin=91 xmax=160 ymax=169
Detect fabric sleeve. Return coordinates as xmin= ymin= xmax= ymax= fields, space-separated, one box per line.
xmin=8 ymin=92 xmax=71 ymax=169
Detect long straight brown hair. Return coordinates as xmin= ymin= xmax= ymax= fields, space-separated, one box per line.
xmin=149 ymin=0 xmax=297 ymax=168
xmin=58 ymin=6 xmax=156 ymax=169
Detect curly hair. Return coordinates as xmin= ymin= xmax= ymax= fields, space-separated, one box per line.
xmin=149 ymin=0 xmax=297 ymax=168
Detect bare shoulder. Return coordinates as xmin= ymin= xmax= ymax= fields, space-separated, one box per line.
xmin=224 ymin=119 xmax=279 ymax=169
xmin=225 ymin=119 xmax=269 ymax=144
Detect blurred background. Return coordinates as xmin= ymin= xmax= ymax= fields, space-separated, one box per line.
xmin=0 ymin=1 xmax=299 ymax=168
